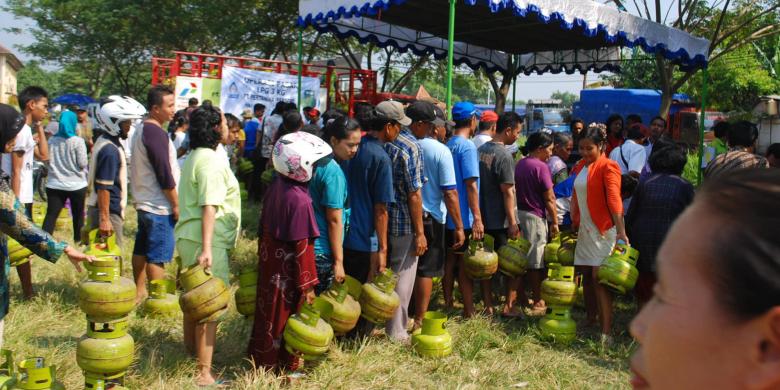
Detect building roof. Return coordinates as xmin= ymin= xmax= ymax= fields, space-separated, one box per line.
xmin=0 ymin=43 xmax=24 ymax=71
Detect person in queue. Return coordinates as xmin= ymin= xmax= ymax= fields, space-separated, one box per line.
xmin=515 ymin=131 xmax=559 ymax=316
xmin=6 ymin=86 xmax=50 ymax=299
xmin=246 ymin=103 xmax=266 ymax=201
xmin=406 ymin=100 xmax=465 ymax=330
xmin=477 ymin=112 xmax=522 ymax=317
xmin=310 ymin=116 xmax=359 ymax=293
xmin=704 ymin=120 xmax=769 ymax=179
xmin=42 ymin=110 xmax=88 ymax=243
xmin=567 ymin=118 xmax=585 ymax=166
xmin=629 ymin=168 xmax=780 ymax=390
xmin=548 ymin=132 xmax=573 ymax=185
xmin=0 ymin=103 xmax=93 ymax=348
xmin=626 ymin=141 xmax=694 ymax=308
xmin=87 ymin=96 xmax=145 ymax=246
xmin=571 ymin=124 xmax=626 ymax=343
xmin=380 ymin=100 xmax=425 ymax=343
xmin=341 ymin=107 xmax=395 ymax=285
xmin=472 ymin=110 xmax=498 ymax=149
xmin=248 ymin=132 xmax=328 ymax=371
xmin=443 ymin=102 xmax=484 ymax=316
xmin=130 ymin=85 xmax=180 ymax=304
xmin=175 ymin=103 xmax=241 ymax=387
xmin=639 ymin=116 xmax=668 ymax=181
xmin=710 ymin=121 xmax=730 ymax=156
xmin=604 ymin=114 xmax=624 ymax=155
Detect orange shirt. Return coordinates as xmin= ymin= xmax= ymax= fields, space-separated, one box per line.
xmin=571 ymin=155 xmax=623 ymax=234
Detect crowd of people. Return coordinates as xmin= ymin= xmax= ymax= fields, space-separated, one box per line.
xmin=0 ymin=83 xmax=778 ymax=388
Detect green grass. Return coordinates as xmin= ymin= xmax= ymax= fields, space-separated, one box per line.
xmin=4 ymin=202 xmax=634 ymax=389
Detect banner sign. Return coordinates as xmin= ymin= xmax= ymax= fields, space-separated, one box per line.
xmin=219 ymin=66 xmax=320 ymax=117
xmin=174 ymin=76 xmax=202 ymax=111
xmin=174 ymin=76 xmax=222 ymax=111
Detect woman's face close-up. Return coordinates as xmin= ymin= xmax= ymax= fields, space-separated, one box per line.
xmin=630 ymin=204 xmax=771 ymax=389
xmin=555 ymin=140 xmax=573 ymax=161
xmin=578 ymin=138 xmax=602 ymax=164
xmin=331 ymin=130 xmax=361 ymax=161
xmin=538 ymin=143 xmax=554 ymax=162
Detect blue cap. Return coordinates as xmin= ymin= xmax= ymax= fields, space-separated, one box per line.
xmin=451 ymin=101 xmax=479 ymax=121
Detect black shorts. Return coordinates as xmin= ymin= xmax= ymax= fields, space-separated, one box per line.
xmin=445 ymin=228 xmax=471 ymax=254
xmin=417 ymin=217 xmax=445 ymax=277
xmin=485 ymin=228 xmax=508 ymax=251
xmin=343 ymin=247 xmax=372 ymax=284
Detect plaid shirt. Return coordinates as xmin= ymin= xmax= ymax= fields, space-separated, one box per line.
xmin=384 ymin=130 xmax=425 ymax=236
xmin=704 ymin=149 xmax=769 ymax=180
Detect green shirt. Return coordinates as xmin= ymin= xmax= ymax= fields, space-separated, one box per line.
xmin=711 ymin=138 xmax=728 ymax=155
xmin=175 ymin=147 xmax=241 ymax=249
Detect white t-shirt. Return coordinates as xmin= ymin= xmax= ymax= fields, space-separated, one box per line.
xmin=472 ymin=133 xmax=492 ymax=149
xmin=2 ymin=124 xmax=36 ymax=203
xmin=609 ymin=139 xmax=646 ymax=175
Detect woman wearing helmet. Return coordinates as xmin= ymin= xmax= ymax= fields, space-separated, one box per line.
xmin=85 ymin=95 xmax=146 ymax=246
xmin=0 ymin=103 xmax=93 ymax=348
xmin=248 ymin=131 xmax=331 ymax=372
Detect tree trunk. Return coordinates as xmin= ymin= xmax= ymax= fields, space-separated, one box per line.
xmin=655 ymin=53 xmax=673 ymax=118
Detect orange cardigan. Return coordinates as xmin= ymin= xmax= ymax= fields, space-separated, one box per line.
xmin=570 ymin=155 xmax=623 ymax=234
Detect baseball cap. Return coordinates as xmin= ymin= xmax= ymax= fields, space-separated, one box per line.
xmin=451 ymin=101 xmax=479 ymax=121
xmin=306 ymin=108 xmax=320 ymax=119
xmin=405 ymin=101 xmax=436 ymax=123
xmin=241 ymin=108 xmax=253 ymax=119
xmin=433 ymin=105 xmax=454 ymax=128
xmin=480 ymin=110 xmax=498 ymax=122
xmin=376 ymin=101 xmax=411 ymax=126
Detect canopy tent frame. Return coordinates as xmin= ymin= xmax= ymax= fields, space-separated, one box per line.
xmin=295 ymin=0 xmax=710 ymax=177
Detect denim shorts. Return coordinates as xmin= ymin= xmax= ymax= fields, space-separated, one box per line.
xmin=133 ymin=210 xmax=175 ymax=264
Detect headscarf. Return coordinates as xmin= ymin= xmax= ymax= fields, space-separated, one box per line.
xmin=56 ymin=110 xmax=78 ymax=139
xmin=0 ymin=103 xmax=25 ymax=148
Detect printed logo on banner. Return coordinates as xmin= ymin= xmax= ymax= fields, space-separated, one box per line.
xmin=179 ymin=82 xmax=198 ymax=97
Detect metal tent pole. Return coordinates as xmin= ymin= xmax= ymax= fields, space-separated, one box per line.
xmin=446 ymin=0 xmax=456 ymax=119
xmin=697 ymin=67 xmax=709 ymax=185
xmin=512 ymin=55 xmax=518 ymax=113
xmin=297 ymin=28 xmax=303 ymax=108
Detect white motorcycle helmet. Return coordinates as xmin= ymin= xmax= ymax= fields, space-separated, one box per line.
xmin=272 ymin=132 xmax=332 ymax=183
xmin=96 ymin=95 xmax=146 ymax=137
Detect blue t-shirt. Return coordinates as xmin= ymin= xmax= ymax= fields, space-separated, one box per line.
xmin=445 ymin=135 xmax=480 ymax=230
xmin=94 ymin=137 xmax=123 ymax=217
xmin=243 ymin=118 xmax=260 ymax=157
xmin=419 ymin=138 xmax=456 ymax=224
xmin=342 ymin=135 xmax=394 ymax=252
xmin=310 ymin=158 xmax=350 ymax=256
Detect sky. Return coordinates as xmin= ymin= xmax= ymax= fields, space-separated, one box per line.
xmin=0 ymin=5 xmax=592 ymax=101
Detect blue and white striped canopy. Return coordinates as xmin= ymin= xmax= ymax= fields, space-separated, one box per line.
xmin=298 ymin=0 xmax=710 ymax=75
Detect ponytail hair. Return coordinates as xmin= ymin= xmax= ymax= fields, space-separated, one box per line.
xmin=521 ymin=131 xmax=553 ymax=156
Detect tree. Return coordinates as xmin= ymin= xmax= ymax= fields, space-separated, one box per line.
xmin=683 ymin=46 xmax=779 ymax=112
xmin=610 ymin=0 xmax=780 ymax=117
xmin=3 ymin=0 xmax=301 ymax=97
xmin=16 ymin=60 xmax=65 ymax=97
xmin=550 ymin=90 xmax=578 ymax=107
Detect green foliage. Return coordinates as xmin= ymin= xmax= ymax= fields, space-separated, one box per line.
xmin=550 ymin=90 xmax=578 ymax=108
xmin=682 ymin=151 xmax=702 ymax=187
xmin=682 ymin=46 xmax=780 ymax=113
xmin=16 ymin=60 xmax=64 ymax=97
xmin=3 ymin=0 xmax=299 ymax=98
